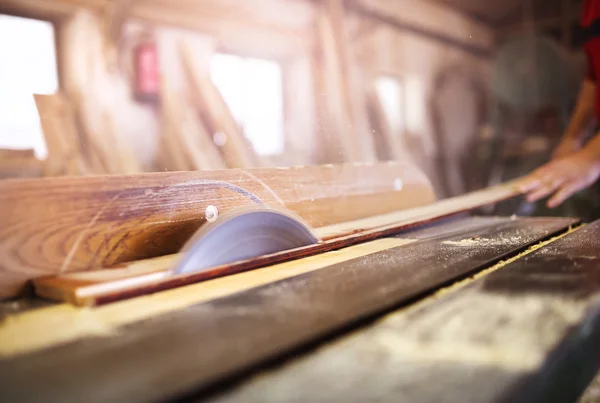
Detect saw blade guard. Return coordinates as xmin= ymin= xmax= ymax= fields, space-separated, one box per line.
xmin=173 ymin=207 xmax=320 ymax=275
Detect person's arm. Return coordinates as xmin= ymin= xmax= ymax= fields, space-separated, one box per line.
xmin=520 ymin=132 xmax=600 ymax=208
xmin=553 ymin=79 xmax=596 ymax=158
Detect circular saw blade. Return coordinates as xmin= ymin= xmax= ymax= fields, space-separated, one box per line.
xmin=173 ymin=207 xmax=320 ymax=275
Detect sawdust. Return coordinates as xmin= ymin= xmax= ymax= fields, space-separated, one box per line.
xmin=431 ymin=224 xmax=582 ymax=300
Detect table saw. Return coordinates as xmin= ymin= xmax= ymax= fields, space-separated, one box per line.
xmin=0 ymin=162 xmax=599 ymax=403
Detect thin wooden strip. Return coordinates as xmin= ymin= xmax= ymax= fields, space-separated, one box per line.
xmin=0 ymin=162 xmax=433 ymax=299
xmin=0 ymin=218 xmax=576 ymax=403
xmin=64 ymin=178 xmax=526 ymax=306
xmin=206 ymin=221 xmax=600 ymax=403
xmin=32 ymin=216 xmax=507 ymax=305
xmin=317 ymin=177 xmax=523 ymax=239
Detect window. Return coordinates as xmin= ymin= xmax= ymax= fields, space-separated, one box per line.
xmin=0 ymin=15 xmax=58 ymax=158
xmin=210 ymin=54 xmax=284 ymax=156
xmin=375 ymin=76 xmax=405 ymax=136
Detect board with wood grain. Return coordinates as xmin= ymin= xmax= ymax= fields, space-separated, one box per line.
xmin=33 ymin=177 xmax=527 ymax=305
xmin=0 ymin=162 xmax=434 ymax=298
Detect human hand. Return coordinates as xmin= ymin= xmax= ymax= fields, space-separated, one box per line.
xmin=519 ymin=149 xmax=600 ymax=208
xmin=552 ymin=137 xmax=582 ymax=160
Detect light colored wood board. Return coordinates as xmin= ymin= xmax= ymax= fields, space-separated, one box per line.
xmin=158 ymin=83 xmax=199 ymax=172
xmin=180 ymin=42 xmax=260 ymax=168
xmin=0 ymin=162 xmax=434 ymax=298
xmin=159 ymin=80 xmax=226 ymax=171
xmin=0 ymin=149 xmax=35 ymax=159
xmin=33 ymin=179 xmax=526 ymax=306
xmin=316 ymin=178 xmax=523 ymax=239
xmin=316 ymin=0 xmax=376 ymax=163
xmin=60 ymin=11 xmax=142 ymax=176
xmin=34 ymin=94 xmax=89 ymax=176
xmin=0 ymin=158 xmax=43 ymax=179
xmin=101 ymin=111 xmax=142 ymax=175
xmin=2 ymin=238 xmax=414 ymax=357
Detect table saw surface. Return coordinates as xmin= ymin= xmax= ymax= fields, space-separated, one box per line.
xmin=1 ymin=215 xmax=600 ymax=403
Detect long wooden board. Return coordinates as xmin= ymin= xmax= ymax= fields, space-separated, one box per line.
xmin=206 ymin=220 xmax=600 ymax=403
xmin=0 ymin=217 xmax=576 ymax=403
xmin=0 ymin=162 xmax=433 ymax=299
xmin=33 ymin=178 xmax=527 ymax=305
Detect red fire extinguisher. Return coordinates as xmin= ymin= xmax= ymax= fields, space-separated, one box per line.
xmin=133 ymin=31 xmax=160 ymax=103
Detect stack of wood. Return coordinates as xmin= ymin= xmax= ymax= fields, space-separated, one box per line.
xmin=0 ymin=149 xmax=43 ymax=179
xmin=34 ymin=11 xmax=142 ymax=177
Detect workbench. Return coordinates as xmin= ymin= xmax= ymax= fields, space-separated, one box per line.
xmin=2 ymin=215 xmax=600 ymax=403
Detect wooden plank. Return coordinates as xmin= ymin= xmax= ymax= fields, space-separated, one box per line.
xmin=34 ymin=94 xmax=89 ymax=176
xmin=0 ymin=157 xmax=43 ymax=179
xmin=0 ymin=162 xmax=434 ymax=299
xmin=0 ymin=217 xmax=576 ymax=403
xmin=315 ymin=0 xmax=376 ymax=163
xmin=33 ymin=178 xmax=527 ymax=305
xmin=181 ymin=42 xmax=260 ymax=168
xmin=159 ymin=81 xmax=226 ymax=171
xmin=158 ymin=83 xmax=202 ymax=172
xmin=0 ymin=149 xmax=35 ymax=159
xmin=60 ymin=11 xmax=142 ymax=176
xmin=205 ymin=221 xmax=600 ymax=403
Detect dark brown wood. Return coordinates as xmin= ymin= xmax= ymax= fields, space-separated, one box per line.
xmin=0 ymin=217 xmax=576 ymax=403
xmin=203 ymin=220 xmax=600 ymax=403
xmin=0 ymin=162 xmax=434 ymax=298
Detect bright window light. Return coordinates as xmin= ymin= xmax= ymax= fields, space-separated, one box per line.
xmin=375 ymin=76 xmax=405 ymax=135
xmin=211 ymin=53 xmax=284 ymax=156
xmin=0 ymin=15 xmax=58 ymax=158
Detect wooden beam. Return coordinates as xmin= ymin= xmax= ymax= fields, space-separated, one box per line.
xmin=0 ymin=162 xmax=435 ymax=299
xmin=34 ymin=178 xmax=528 ymax=306
xmin=347 ymin=0 xmax=492 ymax=59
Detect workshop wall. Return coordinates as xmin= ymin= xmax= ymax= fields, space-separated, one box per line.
xmin=0 ymin=0 xmax=494 ymax=187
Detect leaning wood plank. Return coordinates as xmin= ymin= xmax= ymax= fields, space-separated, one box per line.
xmin=0 ymin=162 xmax=433 ymax=298
xmin=158 ymin=83 xmax=198 ymax=172
xmin=181 ymin=42 xmax=260 ymax=168
xmin=0 ymin=218 xmax=576 ymax=403
xmin=316 ymin=0 xmax=376 ymax=163
xmin=159 ymin=81 xmax=226 ymax=171
xmin=34 ymin=179 xmax=528 ymax=305
xmin=34 ymin=94 xmax=89 ymax=176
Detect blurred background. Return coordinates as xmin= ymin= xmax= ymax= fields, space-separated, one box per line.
xmin=0 ymin=0 xmax=595 ymax=218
